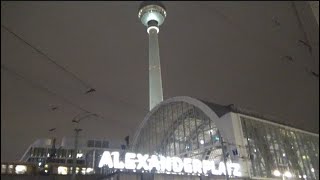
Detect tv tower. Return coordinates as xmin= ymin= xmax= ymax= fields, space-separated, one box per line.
xmin=138 ymin=1 xmax=167 ymax=111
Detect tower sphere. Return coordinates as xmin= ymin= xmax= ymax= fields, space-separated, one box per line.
xmin=138 ymin=1 xmax=167 ymax=27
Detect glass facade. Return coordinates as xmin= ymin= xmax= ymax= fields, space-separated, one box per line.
xmin=134 ymin=98 xmax=319 ymax=179
xmin=135 ymin=101 xmax=224 ymax=163
xmin=18 ymin=97 xmax=319 ymax=179
xmin=241 ymin=116 xmax=319 ymax=179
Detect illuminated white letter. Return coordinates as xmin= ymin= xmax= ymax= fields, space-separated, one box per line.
xmin=148 ymin=155 xmax=160 ymax=171
xmin=172 ymin=157 xmax=183 ymax=173
xmin=218 ymin=162 xmax=226 ymax=175
xmin=192 ymin=159 xmax=203 ymax=174
xmin=229 ymin=163 xmax=241 ymax=177
xmin=125 ymin=153 xmax=136 ymax=170
xmin=159 ymin=155 xmax=172 ymax=172
xmin=98 ymin=151 xmax=113 ymax=168
xmin=202 ymin=160 xmax=214 ymax=174
xmin=183 ymin=158 xmax=193 ymax=173
xmin=111 ymin=152 xmax=124 ymax=169
xmin=136 ymin=154 xmax=149 ymax=170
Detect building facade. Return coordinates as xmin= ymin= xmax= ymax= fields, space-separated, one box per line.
xmin=131 ymin=96 xmax=319 ymax=180
xmin=1 ymin=137 xmax=126 ymax=175
xmin=3 ymin=96 xmax=318 ymax=180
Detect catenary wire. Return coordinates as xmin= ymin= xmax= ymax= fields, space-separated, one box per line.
xmin=1 ymin=24 xmax=94 ymax=92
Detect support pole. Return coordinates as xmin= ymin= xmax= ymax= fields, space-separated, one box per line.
xmin=218 ymin=130 xmax=229 ymax=180
xmin=71 ymin=128 xmax=82 ymax=180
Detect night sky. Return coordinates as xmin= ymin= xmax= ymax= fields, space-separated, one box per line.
xmin=1 ymin=1 xmax=319 ymax=162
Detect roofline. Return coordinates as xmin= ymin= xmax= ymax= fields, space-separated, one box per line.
xmin=131 ymin=96 xmax=319 ymax=149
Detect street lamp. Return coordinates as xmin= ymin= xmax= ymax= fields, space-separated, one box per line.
xmin=70 ymin=112 xmax=97 ymax=179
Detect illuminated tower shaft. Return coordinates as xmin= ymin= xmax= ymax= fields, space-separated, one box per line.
xmin=148 ymin=28 xmax=163 ymax=110
xmin=138 ymin=2 xmax=167 ymax=110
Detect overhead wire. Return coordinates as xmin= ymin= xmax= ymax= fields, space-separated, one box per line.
xmin=1 ymin=24 xmax=150 ymax=112
xmin=1 ymin=24 xmax=95 ymax=93
xmin=1 ymin=64 xmax=90 ymax=114
xmin=1 ymin=64 xmax=149 ymax=122
xmin=198 ymin=4 xmax=318 ymax=78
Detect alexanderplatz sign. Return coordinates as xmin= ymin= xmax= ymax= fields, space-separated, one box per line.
xmin=98 ymin=151 xmax=242 ymax=177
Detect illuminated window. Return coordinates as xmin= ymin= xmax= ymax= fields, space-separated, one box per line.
xmin=81 ymin=168 xmax=86 ymax=175
xmin=58 ymin=166 xmax=68 ymax=175
xmin=76 ymin=153 xmax=83 ymax=158
xmin=7 ymin=165 xmax=13 ymax=174
xmin=86 ymin=168 xmax=94 ymax=174
xmin=241 ymin=116 xmax=319 ymax=179
xmin=15 ymin=165 xmax=27 ymax=174
xmin=1 ymin=165 xmax=6 ymax=174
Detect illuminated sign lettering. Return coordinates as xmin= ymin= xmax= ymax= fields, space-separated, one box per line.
xmin=98 ymin=151 xmax=241 ymax=176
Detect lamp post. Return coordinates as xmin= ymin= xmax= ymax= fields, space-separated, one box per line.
xmin=70 ymin=112 xmax=98 ymax=179
xmin=71 ymin=128 xmax=82 ymax=180
xmin=217 ymin=130 xmax=230 ymax=180
xmin=48 ymin=128 xmax=57 ymax=159
xmin=70 ymin=112 xmax=97 ymax=179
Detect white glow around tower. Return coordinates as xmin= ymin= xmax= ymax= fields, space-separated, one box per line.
xmin=138 ymin=1 xmax=167 ymax=110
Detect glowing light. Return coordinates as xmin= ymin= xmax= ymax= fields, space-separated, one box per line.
xmin=230 ymin=163 xmax=241 ymax=177
xmin=192 ymin=159 xmax=202 ymax=174
xmin=45 ymin=170 xmax=48 ymax=173
xmin=283 ymin=153 xmax=286 ymax=157
xmin=1 ymin=165 xmax=6 ymax=174
xmin=76 ymin=153 xmax=83 ymax=158
xmin=218 ymin=162 xmax=226 ymax=175
xmin=302 ymin=155 xmax=306 ymax=159
xmin=136 ymin=154 xmax=149 ymax=170
xmin=125 ymin=153 xmax=136 ymax=170
xmin=111 ymin=152 xmax=124 ymax=169
xmin=159 ymin=155 xmax=172 ymax=172
xmin=147 ymin=26 xmax=159 ymax=34
xmin=148 ymin=155 xmax=161 ymax=171
xmin=81 ymin=168 xmax=86 ymax=174
xmin=311 ymin=168 xmax=314 ymax=172
xmin=183 ymin=158 xmax=192 ymax=173
xmin=273 ymin=170 xmax=281 ymax=177
xmin=303 ymin=175 xmax=307 ymax=178
xmin=86 ymin=168 xmax=93 ymax=174
xmin=58 ymin=166 xmax=68 ymax=175
xmin=98 ymin=151 xmax=241 ymax=176
xmin=98 ymin=151 xmax=113 ymax=168
xmin=284 ymin=171 xmax=292 ymax=178
xmin=298 ymin=175 xmax=302 ymax=178
xmin=15 ymin=165 xmax=27 ymax=174
xmin=202 ymin=160 xmax=214 ymax=174
xmin=200 ymin=140 xmax=204 ymax=145
xmin=172 ymin=157 xmax=183 ymax=172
